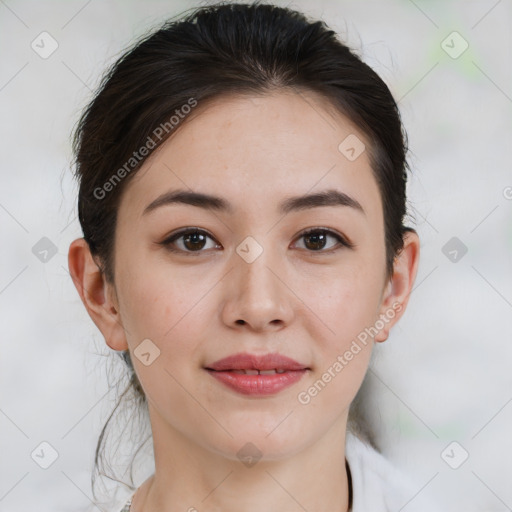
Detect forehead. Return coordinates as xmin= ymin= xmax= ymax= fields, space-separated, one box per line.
xmin=121 ymin=90 xmax=382 ymax=222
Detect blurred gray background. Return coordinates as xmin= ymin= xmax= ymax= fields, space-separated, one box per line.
xmin=1 ymin=0 xmax=511 ymax=511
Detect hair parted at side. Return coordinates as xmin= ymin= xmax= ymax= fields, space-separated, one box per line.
xmin=71 ymin=1 xmax=411 ymax=502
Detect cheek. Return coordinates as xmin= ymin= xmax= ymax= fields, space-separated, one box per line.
xmin=116 ymin=254 xmax=210 ymax=342
xmin=302 ymin=264 xmax=385 ymax=345
xmin=116 ymin=264 xmax=211 ymax=403
xmin=293 ymin=259 xmax=383 ymax=405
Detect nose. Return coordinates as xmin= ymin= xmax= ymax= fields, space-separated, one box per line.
xmin=221 ymin=244 xmax=295 ymax=332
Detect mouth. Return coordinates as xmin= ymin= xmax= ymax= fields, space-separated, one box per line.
xmin=205 ymin=352 xmax=309 ymax=372
xmin=204 ymin=352 xmax=310 ymax=396
xmin=215 ymin=369 xmax=289 ymax=375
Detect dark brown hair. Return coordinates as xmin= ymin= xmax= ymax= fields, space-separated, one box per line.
xmin=71 ymin=1 xmax=412 ymax=501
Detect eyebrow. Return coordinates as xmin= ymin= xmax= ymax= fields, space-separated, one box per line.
xmin=142 ymin=188 xmax=365 ymax=216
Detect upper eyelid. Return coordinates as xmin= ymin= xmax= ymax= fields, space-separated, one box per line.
xmin=297 ymin=227 xmax=354 ymax=249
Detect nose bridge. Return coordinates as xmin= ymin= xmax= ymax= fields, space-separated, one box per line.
xmin=222 ymin=236 xmax=294 ymax=330
xmin=237 ymin=238 xmax=281 ymax=304
xmin=238 ymin=245 xmax=278 ymax=296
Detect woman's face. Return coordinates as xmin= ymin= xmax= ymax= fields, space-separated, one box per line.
xmin=110 ymin=91 xmax=396 ymax=460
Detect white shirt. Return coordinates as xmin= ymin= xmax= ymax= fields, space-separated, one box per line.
xmin=346 ymin=430 xmax=440 ymax=511
xmin=116 ymin=431 xmax=440 ymax=511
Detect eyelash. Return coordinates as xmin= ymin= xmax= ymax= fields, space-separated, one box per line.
xmin=159 ymin=227 xmax=354 ymax=255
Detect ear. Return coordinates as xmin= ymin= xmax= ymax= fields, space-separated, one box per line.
xmin=374 ymin=229 xmax=420 ymax=343
xmin=68 ymin=238 xmax=128 ymax=351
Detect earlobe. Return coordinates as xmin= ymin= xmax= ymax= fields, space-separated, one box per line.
xmin=374 ymin=229 xmax=420 ymax=343
xmin=67 ymin=238 xmax=128 ymax=351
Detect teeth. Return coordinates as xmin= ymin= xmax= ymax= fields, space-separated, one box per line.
xmin=231 ymin=369 xmax=286 ymax=375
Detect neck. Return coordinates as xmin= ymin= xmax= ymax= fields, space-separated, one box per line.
xmin=132 ymin=403 xmax=351 ymax=512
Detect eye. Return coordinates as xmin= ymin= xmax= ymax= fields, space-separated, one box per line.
xmin=293 ymin=228 xmax=353 ymax=252
xmin=159 ymin=227 xmax=353 ymax=255
xmin=159 ymin=228 xmax=221 ymax=254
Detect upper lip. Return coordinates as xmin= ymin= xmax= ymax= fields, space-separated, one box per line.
xmin=205 ymin=352 xmax=309 ymax=371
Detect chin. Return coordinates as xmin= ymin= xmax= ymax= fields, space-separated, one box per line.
xmin=204 ymin=421 xmax=313 ymax=463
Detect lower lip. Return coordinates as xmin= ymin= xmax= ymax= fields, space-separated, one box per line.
xmin=206 ymin=369 xmax=307 ymax=396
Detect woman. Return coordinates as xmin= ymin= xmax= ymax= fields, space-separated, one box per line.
xmin=68 ymin=2 xmax=433 ymax=510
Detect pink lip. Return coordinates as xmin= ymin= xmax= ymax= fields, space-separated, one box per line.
xmin=204 ymin=352 xmax=309 ymax=396
xmin=206 ymin=352 xmax=308 ymax=372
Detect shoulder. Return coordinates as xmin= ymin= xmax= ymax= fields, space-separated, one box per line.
xmin=345 ymin=431 xmax=441 ymax=512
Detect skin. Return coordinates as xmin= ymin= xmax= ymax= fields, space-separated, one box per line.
xmin=69 ymin=90 xmax=420 ymax=512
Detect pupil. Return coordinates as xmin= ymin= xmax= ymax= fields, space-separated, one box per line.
xmin=184 ymin=232 xmax=206 ymax=250
xmin=305 ymin=232 xmax=326 ymax=250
